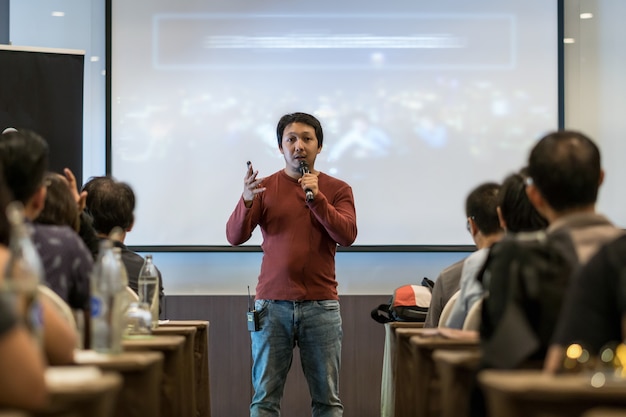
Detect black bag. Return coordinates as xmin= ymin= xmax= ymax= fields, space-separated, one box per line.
xmin=371 ymin=278 xmax=433 ymax=324
xmin=479 ymin=230 xmax=579 ymax=369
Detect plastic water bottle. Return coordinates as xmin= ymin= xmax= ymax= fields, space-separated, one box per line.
xmin=113 ymin=247 xmax=150 ymax=336
xmin=3 ymin=202 xmax=44 ymax=344
xmin=91 ymin=239 xmax=126 ymax=353
xmin=138 ymin=254 xmax=159 ymax=329
xmin=112 ymin=247 xmax=130 ymax=308
xmin=112 ymin=247 xmax=133 ymax=335
xmin=112 ymin=247 xmax=129 ymax=288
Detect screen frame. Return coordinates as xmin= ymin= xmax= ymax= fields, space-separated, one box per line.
xmin=105 ymin=0 xmax=565 ymax=253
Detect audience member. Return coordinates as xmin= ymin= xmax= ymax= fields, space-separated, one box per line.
xmin=35 ymin=171 xmax=95 ymax=347
xmin=82 ymin=176 xmax=165 ymax=307
xmin=423 ymin=182 xmax=502 ymax=329
xmin=447 ymin=170 xmax=550 ymax=330
xmin=0 ymin=159 xmax=48 ymax=410
xmin=0 ymin=128 xmax=79 ymax=364
xmin=423 ymin=258 xmax=464 ymax=328
xmin=445 ymin=182 xmax=503 ymax=328
xmin=31 ymin=173 xmax=93 ymax=315
xmin=526 ymin=131 xmax=620 ymax=262
xmin=475 ymin=170 xmax=550 ymax=338
xmin=36 ymin=172 xmax=80 ymax=231
xmin=36 ymin=170 xmax=99 ymax=259
xmin=522 ymin=131 xmax=622 ymax=371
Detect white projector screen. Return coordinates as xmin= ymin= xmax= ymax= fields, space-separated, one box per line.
xmin=109 ymin=0 xmax=559 ymax=247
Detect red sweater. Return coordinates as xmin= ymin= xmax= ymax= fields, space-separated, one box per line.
xmin=226 ymin=170 xmax=357 ymax=300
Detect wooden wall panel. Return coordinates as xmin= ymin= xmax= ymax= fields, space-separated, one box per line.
xmin=164 ymin=295 xmax=389 ymax=417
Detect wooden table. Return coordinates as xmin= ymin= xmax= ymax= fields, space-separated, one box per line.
xmin=160 ymin=320 xmax=211 ymax=417
xmin=393 ymin=328 xmax=479 ymax=417
xmin=123 ymin=335 xmax=185 ymax=417
xmin=582 ymin=408 xmax=626 ymax=417
xmin=152 ymin=326 xmax=197 ymax=417
xmin=479 ymin=370 xmax=626 ymax=417
xmin=432 ymin=349 xmax=482 ymax=417
xmin=73 ymin=350 xmax=164 ymax=417
xmin=41 ymin=366 xmax=122 ymax=417
xmin=393 ymin=328 xmax=431 ymax=417
xmin=381 ymin=322 xmax=424 ymax=417
xmin=409 ymin=333 xmax=479 ymax=417
xmin=0 ymin=412 xmax=29 ymax=417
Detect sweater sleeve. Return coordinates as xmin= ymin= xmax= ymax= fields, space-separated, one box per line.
xmin=307 ymin=184 xmax=357 ymax=247
xmin=226 ymin=196 xmax=261 ymax=246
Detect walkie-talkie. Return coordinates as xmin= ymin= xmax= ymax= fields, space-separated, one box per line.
xmin=246 ymin=285 xmax=260 ymax=332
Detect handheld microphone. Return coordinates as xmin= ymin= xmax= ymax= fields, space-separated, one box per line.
xmin=298 ymin=160 xmax=314 ymax=202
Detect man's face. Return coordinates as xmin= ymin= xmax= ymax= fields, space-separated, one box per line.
xmin=279 ymin=122 xmax=322 ymax=173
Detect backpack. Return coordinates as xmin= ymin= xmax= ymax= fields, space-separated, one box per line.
xmin=371 ymin=278 xmax=433 ymax=324
xmin=478 ymin=229 xmax=579 ymax=369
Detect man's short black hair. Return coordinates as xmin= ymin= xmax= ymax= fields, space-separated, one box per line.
xmin=276 ymin=112 xmax=324 ymax=149
xmin=0 ymin=129 xmax=49 ymax=204
xmin=527 ymin=130 xmax=601 ymax=212
xmin=465 ymin=182 xmax=502 ymax=236
xmin=82 ymin=176 xmax=135 ymax=235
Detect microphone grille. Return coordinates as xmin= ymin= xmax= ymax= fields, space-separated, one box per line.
xmin=299 ymin=160 xmax=309 ymax=174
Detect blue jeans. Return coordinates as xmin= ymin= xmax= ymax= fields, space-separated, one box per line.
xmin=250 ymin=300 xmax=343 ymax=417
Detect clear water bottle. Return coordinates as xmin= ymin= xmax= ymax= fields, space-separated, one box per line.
xmin=138 ymin=254 xmax=159 ymax=329
xmin=112 ymin=247 xmax=133 ymax=337
xmin=91 ymin=239 xmax=126 ymax=353
xmin=113 ymin=247 xmax=151 ymax=336
xmin=124 ymin=301 xmax=152 ymax=335
xmin=3 ymin=202 xmax=44 ymax=344
xmin=112 ymin=247 xmax=129 ymax=288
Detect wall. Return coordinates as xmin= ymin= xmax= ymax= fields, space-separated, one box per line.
xmin=562 ymin=0 xmax=626 ymax=217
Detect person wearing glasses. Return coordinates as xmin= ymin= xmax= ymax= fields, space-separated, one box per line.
xmin=445 ymin=182 xmax=504 ymax=329
xmin=423 ymin=183 xmax=501 ymax=328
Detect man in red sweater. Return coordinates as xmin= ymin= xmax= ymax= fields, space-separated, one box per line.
xmin=227 ymin=112 xmax=357 ymax=417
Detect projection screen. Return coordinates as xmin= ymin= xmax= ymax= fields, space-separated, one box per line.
xmin=109 ymin=0 xmax=559 ymax=247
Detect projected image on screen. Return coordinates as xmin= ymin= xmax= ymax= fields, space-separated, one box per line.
xmin=110 ymin=0 xmax=558 ymax=247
